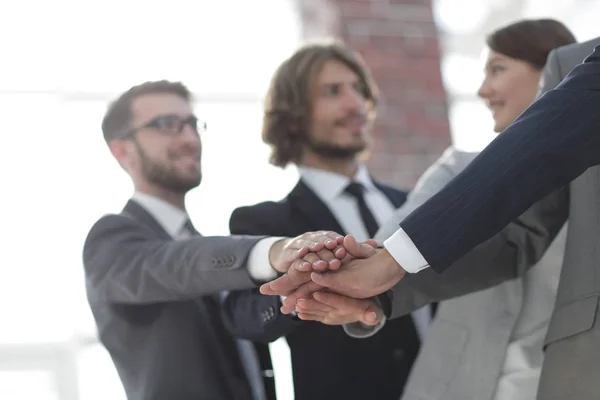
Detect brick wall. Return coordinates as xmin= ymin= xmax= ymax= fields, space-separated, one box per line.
xmin=297 ymin=0 xmax=451 ymax=189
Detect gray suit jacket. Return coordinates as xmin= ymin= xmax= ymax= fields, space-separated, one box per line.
xmin=374 ymin=147 xmax=566 ymax=400
xmin=83 ymin=200 xmax=266 ymax=400
xmin=385 ymin=38 xmax=600 ymax=400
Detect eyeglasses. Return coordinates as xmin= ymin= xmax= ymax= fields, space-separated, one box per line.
xmin=122 ymin=114 xmax=207 ymax=138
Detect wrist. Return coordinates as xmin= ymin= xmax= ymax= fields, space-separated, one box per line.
xmin=268 ymin=238 xmax=288 ymax=273
xmin=378 ymin=249 xmax=406 ymax=284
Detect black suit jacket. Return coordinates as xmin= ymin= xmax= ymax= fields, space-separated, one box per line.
xmin=83 ymin=200 xmax=265 ymax=400
xmin=225 ymin=180 xmax=421 ymax=400
xmin=399 ymin=45 xmax=600 ymax=273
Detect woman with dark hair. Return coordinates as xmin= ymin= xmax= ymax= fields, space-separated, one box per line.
xmin=479 ymin=19 xmax=576 ymax=132
xmin=297 ymin=19 xmax=577 ymax=400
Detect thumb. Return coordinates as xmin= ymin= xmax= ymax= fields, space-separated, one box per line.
xmin=362 ymin=239 xmax=378 ymax=248
xmin=361 ymin=302 xmax=382 ymax=326
xmin=344 ymin=235 xmax=375 ymax=259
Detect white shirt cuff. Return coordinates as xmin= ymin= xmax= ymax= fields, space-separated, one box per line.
xmin=247 ymin=237 xmax=283 ymax=281
xmin=383 ymin=228 xmax=430 ymax=274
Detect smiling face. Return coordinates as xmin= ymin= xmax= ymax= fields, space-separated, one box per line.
xmin=303 ymin=59 xmax=373 ymax=160
xmin=477 ymin=49 xmax=542 ymax=133
xmin=112 ymin=93 xmax=203 ymax=195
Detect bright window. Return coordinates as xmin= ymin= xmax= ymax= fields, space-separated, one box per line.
xmin=1 ymin=1 xmax=301 ymax=399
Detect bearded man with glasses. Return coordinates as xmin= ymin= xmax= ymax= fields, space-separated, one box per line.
xmin=82 ymin=80 xmax=347 ymax=400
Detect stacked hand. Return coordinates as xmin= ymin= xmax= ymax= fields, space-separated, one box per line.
xmin=268 ymin=230 xmax=347 ymax=274
xmin=265 ymin=233 xmax=407 ymax=326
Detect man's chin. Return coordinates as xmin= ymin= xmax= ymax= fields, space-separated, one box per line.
xmin=308 ymin=143 xmax=366 ymax=159
xmin=185 ymin=176 xmax=202 ymax=191
xmin=156 ymin=177 xmax=201 ymax=194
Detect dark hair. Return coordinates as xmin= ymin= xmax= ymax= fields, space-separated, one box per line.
xmin=262 ymin=41 xmax=379 ymax=168
xmin=102 ymin=80 xmax=193 ymax=143
xmin=486 ymin=19 xmax=576 ymax=69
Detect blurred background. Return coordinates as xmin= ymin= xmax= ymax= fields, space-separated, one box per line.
xmin=1 ymin=0 xmax=597 ymax=399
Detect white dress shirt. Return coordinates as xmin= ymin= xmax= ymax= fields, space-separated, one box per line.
xmin=300 ymin=165 xmax=431 ymax=338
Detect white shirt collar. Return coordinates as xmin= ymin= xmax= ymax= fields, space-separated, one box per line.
xmin=299 ymin=163 xmax=377 ymax=201
xmin=131 ymin=192 xmax=189 ymax=237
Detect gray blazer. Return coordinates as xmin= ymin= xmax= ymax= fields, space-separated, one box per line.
xmin=384 ymin=38 xmax=600 ymax=400
xmin=533 ymin=37 xmax=600 ymax=400
xmin=374 ymin=147 xmax=566 ymax=400
xmin=83 ymin=200 xmax=266 ymax=400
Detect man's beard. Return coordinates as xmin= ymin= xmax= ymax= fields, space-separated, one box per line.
xmin=305 ymin=135 xmax=366 ymax=159
xmin=135 ymin=142 xmax=201 ymax=194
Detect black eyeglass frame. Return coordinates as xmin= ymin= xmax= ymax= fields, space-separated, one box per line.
xmin=120 ymin=114 xmax=207 ymax=138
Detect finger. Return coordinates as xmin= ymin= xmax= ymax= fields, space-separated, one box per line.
xmin=312 ymin=292 xmax=360 ymax=309
xmin=295 ymin=307 xmax=329 ymax=318
xmin=294 ymin=253 xmax=322 ymax=272
xmin=296 ymin=312 xmax=326 ymax=323
xmin=280 ymin=281 xmax=324 ymax=312
xmin=260 ymin=275 xmax=295 ymax=296
xmin=313 ymin=292 xmax=380 ymax=325
xmin=362 ymin=308 xmax=380 ymax=326
xmin=343 ymin=235 xmax=376 ymax=259
xmin=307 ymin=231 xmax=344 ymax=251
xmin=312 ymin=292 xmax=372 ymax=317
xmin=342 ymin=235 xmax=360 ymax=256
xmin=362 ymin=239 xmax=378 ymax=248
xmin=323 ymin=231 xmax=345 ymax=245
xmin=261 ymin=269 xmax=311 ymax=296
xmin=310 ymin=248 xmax=340 ymax=271
xmin=296 ymin=298 xmax=336 ymax=313
xmin=297 ymin=312 xmax=352 ymax=326
xmin=292 ymin=239 xmax=325 ymax=253
xmin=327 ymin=258 xmax=342 ymax=271
xmin=280 ymin=303 xmax=295 ymax=314
xmin=294 ymin=260 xmax=314 ymax=273
xmin=311 ymin=259 xmax=329 ymax=272
xmin=333 ymin=245 xmax=347 ymax=261
xmin=272 ymin=243 xmax=310 ymax=274
xmin=310 ymin=271 xmax=344 ymax=293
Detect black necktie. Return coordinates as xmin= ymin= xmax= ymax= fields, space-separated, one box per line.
xmin=344 ymin=182 xmax=379 ymax=237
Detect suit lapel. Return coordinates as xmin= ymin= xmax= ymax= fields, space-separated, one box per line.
xmin=123 ymin=200 xmax=172 ymax=240
xmin=288 ymin=180 xmax=346 ymax=234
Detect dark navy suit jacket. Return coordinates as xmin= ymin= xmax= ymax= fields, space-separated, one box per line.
xmin=225 ymin=180 xmax=421 ymax=400
xmin=400 ymin=45 xmax=600 ymax=272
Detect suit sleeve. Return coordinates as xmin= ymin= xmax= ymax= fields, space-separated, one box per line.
xmin=378 ymin=147 xmax=566 ymax=317
xmin=83 ymin=214 xmax=265 ymax=304
xmin=399 ymin=45 xmax=600 ymax=273
xmin=219 ymin=206 xmax=303 ymax=343
xmin=374 ymin=147 xmax=462 ymax=243
xmin=389 ymin=175 xmax=569 ymax=319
